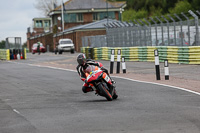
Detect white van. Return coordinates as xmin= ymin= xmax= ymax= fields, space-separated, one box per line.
xmin=56 ymin=39 xmax=75 ymax=54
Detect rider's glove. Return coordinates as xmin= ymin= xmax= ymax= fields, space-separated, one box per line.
xmin=101 ymin=67 xmax=108 ymax=73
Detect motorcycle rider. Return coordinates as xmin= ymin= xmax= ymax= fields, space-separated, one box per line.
xmin=76 ymin=53 xmax=115 ymax=93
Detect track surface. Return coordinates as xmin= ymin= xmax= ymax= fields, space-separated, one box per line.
xmin=0 ymin=54 xmax=200 ymax=133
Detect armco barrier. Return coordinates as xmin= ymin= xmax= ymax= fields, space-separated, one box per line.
xmin=0 ymin=49 xmax=10 ymax=60
xmin=81 ymin=46 xmax=200 ymax=64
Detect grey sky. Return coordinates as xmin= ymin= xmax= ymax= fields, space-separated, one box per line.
xmin=0 ymin=0 xmax=42 ymax=43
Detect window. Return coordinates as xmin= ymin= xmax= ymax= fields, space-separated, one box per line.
xmin=35 ymin=20 xmax=43 ymax=28
xmin=64 ymin=13 xmax=77 ymax=22
xmin=44 ymin=21 xmax=49 ymax=27
xmin=93 ymin=13 xmax=99 ymax=21
xmin=77 ymin=13 xmax=83 ymax=22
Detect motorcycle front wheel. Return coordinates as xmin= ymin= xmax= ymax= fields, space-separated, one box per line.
xmin=97 ymin=83 xmax=113 ymax=101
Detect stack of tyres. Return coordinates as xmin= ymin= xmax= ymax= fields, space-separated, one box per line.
xmin=178 ymin=47 xmax=189 ymax=64
xmin=147 ymin=46 xmax=157 ymax=62
xmin=138 ymin=47 xmax=147 ymax=62
xmin=167 ymin=46 xmax=179 ymax=63
xmin=157 ymin=46 xmax=168 ymax=62
xmin=129 ymin=47 xmax=139 ymax=61
xmin=188 ymin=46 xmax=200 ymax=64
xmin=121 ymin=47 xmax=130 ymax=61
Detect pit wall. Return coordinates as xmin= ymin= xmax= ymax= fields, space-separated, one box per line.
xmin=81 ymin=46 xmax=200 ymax=64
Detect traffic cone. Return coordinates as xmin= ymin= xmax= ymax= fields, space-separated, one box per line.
xmin=20 ymin=53 xmax=23 ymax=59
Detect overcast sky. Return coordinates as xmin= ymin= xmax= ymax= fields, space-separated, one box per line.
xmin=0 ymin=0 xmax=42 ymax=43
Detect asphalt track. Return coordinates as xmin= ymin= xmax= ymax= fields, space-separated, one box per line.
xmin=0 ymin=56 xmax=200 ymax=133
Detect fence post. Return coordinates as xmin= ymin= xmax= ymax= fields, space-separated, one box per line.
xmin=144 ymin=18 xmax=152 ymax=46
xmin=168 ymin=15 xmax=176 ymax=45
xmin=155 ymin=16 xmax=164 ymax=46
xmin=188 ymin=10 xmax=199 ymax=46
xmin=181 ymin=12 xmax=190 ymax=46
xmin=134 ymin=19 xmax=142 ymax=46
xmin=154 ymin=49 xmax=160 ymax=80
xmin=150 ymin=17 xmax=158 ymax=46
xmin=139 ymin=19 xmax=148 ymax=46
xmin=161 ymin=16 xmax=170 ymax=46
xmin=174 ymin=13 xmax=183 ymax=46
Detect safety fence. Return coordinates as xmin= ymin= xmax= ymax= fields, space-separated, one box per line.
xmin=0 ymin=48 xmax=27 ymax=60
xmin=81 ymin=46 xmax=200 ymax=64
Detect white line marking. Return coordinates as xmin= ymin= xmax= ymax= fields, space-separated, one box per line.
xmin=13 ymin=109 xmax=20 ymax=114
xmin=28 ymin=64 xmax=76 ymax=72
xmin=7 ymin=61 xmax=200 ymax=96
xmin=112 ymin=76 xmax=200 ymax=96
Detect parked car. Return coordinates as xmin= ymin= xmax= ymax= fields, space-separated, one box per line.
xmin=55 ymin=39 xmax=75 ymax=54
xmin=32 ymin=43 xmax=46 ymax=54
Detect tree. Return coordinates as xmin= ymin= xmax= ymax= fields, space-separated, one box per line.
xmin=0 ymin=40 xmax=6 ymax=49
xmin=22 ymin=42 xmax=27 ymax=49
xmin=169 ymin=0 xmax=192 ymax=14
xmin=122 ymin=8 xmax=148 ymax=21
xmin=191 ymin=0 xmax=200 ymax=11
xmin=34 ymin=0 xmax=59 ymax=16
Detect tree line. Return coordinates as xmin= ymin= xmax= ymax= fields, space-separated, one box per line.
xmin=110 ymin=0 xmax=200 ymax=23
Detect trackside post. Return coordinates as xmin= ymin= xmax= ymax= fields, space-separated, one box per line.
xmin=110 ymin=49 xmax=115 ymax=74
xmin=154 ymin=49 xmax=161 ymax=80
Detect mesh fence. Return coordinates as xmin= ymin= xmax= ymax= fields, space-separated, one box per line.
xmin=82 ymin=18 xmax=200 ymax=47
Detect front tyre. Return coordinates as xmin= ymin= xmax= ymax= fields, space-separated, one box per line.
xmin=98 ymin=83 xmax=112 ymax=101
xmin=112 ymin=89 xmax=118 ymax=100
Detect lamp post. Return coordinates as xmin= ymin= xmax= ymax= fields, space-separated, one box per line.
xmin=106 ymin=0 xmax=108 ymax=24
xmin=120 ymin=8 xmax=124 ymax=21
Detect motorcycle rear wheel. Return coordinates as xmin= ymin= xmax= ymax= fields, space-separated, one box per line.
xmin=98 ymin=83 xmax=113 ymax=101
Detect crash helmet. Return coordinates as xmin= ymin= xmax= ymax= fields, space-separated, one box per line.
xmin=77 ymin=53 xmax=87 ymax=65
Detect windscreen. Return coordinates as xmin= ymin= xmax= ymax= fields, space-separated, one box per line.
xmin=85 ymin=65 xmax=96 ymax=74
xmin=60 ymin=41 xmax=72 ymax=44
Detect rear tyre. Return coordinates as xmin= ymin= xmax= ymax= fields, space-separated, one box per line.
xmin=98 ymin=83 xmax=112 ymax=101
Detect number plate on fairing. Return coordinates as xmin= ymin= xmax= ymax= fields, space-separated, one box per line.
xmin=104 ymin=74 xmax=110 ymax=82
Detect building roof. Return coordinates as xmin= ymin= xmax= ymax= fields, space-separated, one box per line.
xmin=55 ymin=0 xmax=126 ymax=10
xmin=32 ymin=18 xmax=51 ymax=21
xmin=55 ymin=19 xmax=120 ymax=36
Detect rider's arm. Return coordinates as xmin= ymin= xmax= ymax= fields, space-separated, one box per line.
xmin=87 ymin=60 xmax=103 ymax=67
xmin=76 ymin=65 xmax=86 ymax=81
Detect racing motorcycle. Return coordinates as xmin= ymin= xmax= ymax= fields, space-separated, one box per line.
xmin=84 ymin=65 xmax=118 ymax=101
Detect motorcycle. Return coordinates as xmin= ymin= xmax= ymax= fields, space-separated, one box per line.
xmin=84 ymin=65 xmax=118 ymax=101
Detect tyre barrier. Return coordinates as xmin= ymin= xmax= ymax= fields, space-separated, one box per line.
xmin=81 ymin=46 xmax=200 ymax=65
xmin=0 ymin=48 xmax=27 ymax=60
xmin=0 ymin=49 xmax=10 ymax=60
